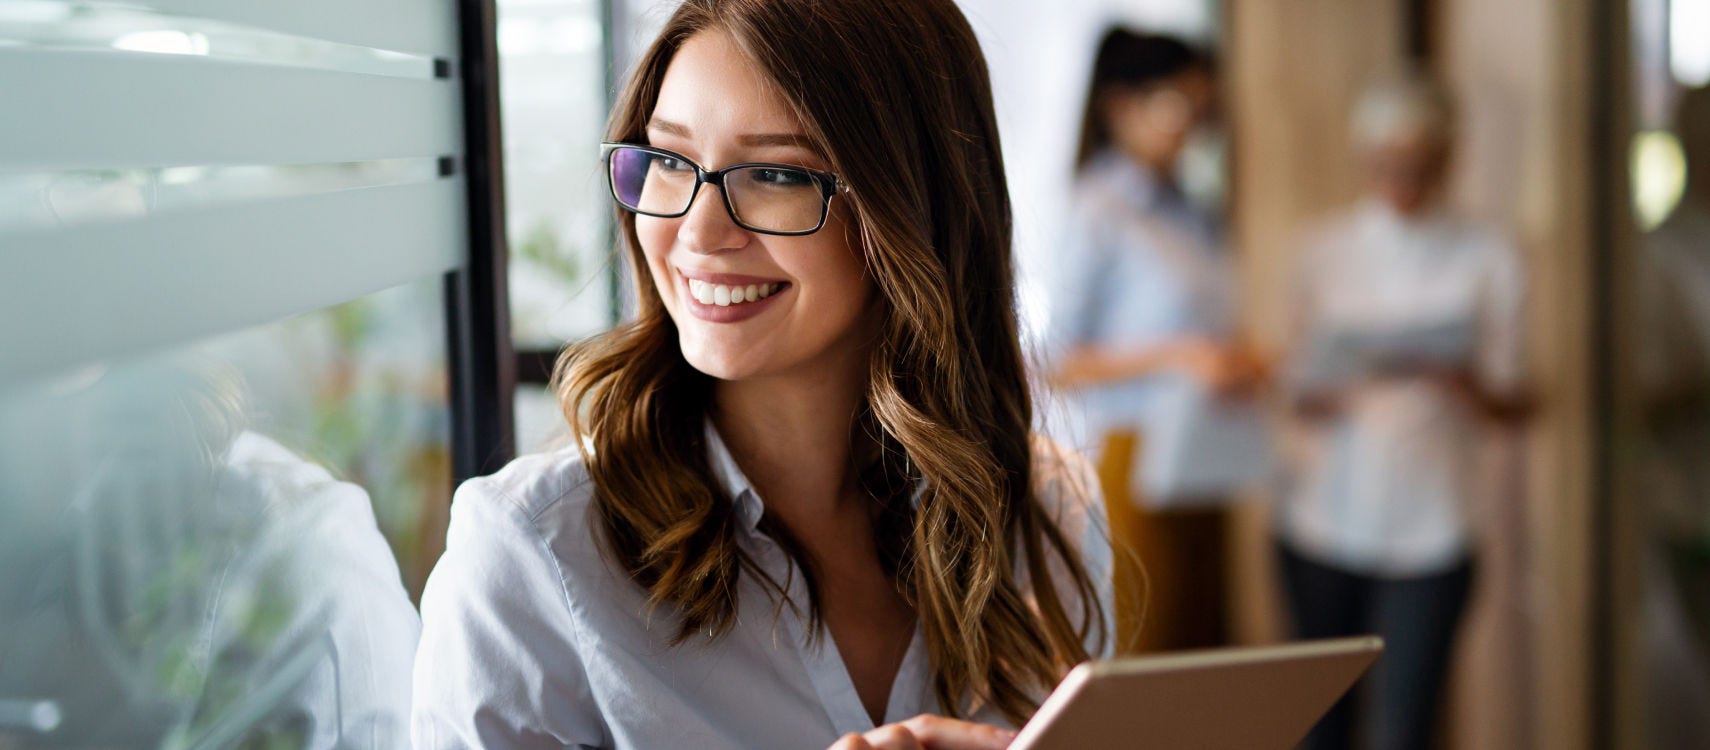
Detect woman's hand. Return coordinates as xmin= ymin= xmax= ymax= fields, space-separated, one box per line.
xmin=1052 ymin=338 xmax=1270 ymax=394
xmin=1172 ymin=338 xmax=1269 ymax=396
xmin=826 ymin=715 xmax=1016 ymax=750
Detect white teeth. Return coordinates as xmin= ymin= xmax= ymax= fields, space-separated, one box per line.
xmin=685 ymin=277 xmax=784 ymax=307
xmin=689 ymin=279 xmax=715 ymax=305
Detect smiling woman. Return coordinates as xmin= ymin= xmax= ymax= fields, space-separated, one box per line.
xmin=628 ymin=28 xmax=875 ymax=384
xmin=411 ymin=2 xmax=1113 ymax=749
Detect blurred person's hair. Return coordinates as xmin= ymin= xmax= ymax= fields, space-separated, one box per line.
xmin=1678 ymin=85 xmax=1710 ymax=194
xmin=552 ymin=0 xmax=1106 ymax=725
xmin=1074 ymin=27 xmax=1213 ymax=171
xmin=1350 ymin=70 xmax=1458 ymax=154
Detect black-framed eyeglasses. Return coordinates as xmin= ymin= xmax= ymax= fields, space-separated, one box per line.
xmin=600 ymin=142 xmax=848 ymax=236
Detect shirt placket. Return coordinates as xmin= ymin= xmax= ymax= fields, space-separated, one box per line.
xmin=756 ymin=534 xmax=876 ymax=736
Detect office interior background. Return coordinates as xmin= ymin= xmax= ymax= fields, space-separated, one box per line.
xmin=1 ymin=0 xmax=1707 ymax=747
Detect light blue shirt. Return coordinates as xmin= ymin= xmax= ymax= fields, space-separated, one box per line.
xmin=411 ymin=423 xmax=1113 ymax=749
xmin=1046 ymin=151 xmax=1243 ymax=500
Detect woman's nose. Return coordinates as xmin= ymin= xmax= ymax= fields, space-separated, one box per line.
xmin=678 ymin=183 xmax=750 ymax=255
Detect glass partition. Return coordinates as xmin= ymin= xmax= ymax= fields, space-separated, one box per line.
xmin=1614 ymin=0 xmax=1710 ymax=746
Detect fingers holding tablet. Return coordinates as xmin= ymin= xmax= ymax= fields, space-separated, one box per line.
xmin=827 ymin=715 xmax=1017 ymax=750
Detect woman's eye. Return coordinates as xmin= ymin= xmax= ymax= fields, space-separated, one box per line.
xmin=657 ymin=157 xmax=693 ymax=173
xmin=750 ymin=168 xmax=813 ymax=187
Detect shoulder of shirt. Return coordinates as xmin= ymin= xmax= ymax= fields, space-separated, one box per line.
xmin=456 ymin=443 xmax=596 ymax=527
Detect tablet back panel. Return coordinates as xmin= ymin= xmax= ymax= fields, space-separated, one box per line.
xmin=1011 ymin=636 xmax=1382 ymax=750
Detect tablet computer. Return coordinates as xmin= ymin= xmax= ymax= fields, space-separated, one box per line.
xmin=1010 ymin=636 xmax=1383 ymax=750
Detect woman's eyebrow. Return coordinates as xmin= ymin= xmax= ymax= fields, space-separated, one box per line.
xmin=737 ymin=133 xmax=817 ymax=150
xmin=646 ymin=118 xmax=815 ymax=150
xmin=646 ymin=118 xmax=694 ymax=139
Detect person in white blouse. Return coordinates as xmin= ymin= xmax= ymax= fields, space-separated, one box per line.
xmin=411 ymin=1 xmax=1113 ymax=749
xmin=1276 ymin=73 xmax=1529 ymax=750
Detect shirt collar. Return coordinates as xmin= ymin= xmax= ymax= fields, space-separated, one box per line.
xmin=702 ymin=417 xmax=929 ymax=535
xmin=703 ymin=419 xmax=766 ymax=533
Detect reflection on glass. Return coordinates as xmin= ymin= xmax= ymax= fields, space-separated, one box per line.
xmin=0 ymin=279 xmax=446 ymax=747
xmin=0 ymin=1 xmax=439 ymax=78
xmin=1632 ymin=84 xmax=1710 ymax=749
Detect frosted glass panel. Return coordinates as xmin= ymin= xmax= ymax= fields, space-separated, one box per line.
xmin=0 ymin=0 xmax=460 ymax=59
xmin=0 ymin=0 xmax=465 ymax=744
xmin=0 ymin=1 xmax=443 ymax=78
xmin=1 ymin=178 xmax=466 ymax=384
xmin=0 ymin=49 xmax=462 ymax=171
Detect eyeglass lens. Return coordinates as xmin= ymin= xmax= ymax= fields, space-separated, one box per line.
xmin=608 ymin=147 xmax=826 ymax=233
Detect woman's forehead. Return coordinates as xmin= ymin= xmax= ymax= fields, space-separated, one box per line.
xmin=650 ymin=30 xmax=805 ymax=144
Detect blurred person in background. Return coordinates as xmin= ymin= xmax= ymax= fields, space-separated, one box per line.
xmin=1047 ymin=28 xmax=1265 ymax=652
xmin=1634 ymin=83 xmax=1710 ymax=750
xmin=1276 ymin=72 xmax=1528 ymax=750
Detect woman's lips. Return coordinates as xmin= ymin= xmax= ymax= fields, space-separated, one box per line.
xmin=677 ymin=268 xmax=790 ymax=323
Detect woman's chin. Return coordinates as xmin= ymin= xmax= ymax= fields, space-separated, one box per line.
xmin=679 ymin=341 xmax=771 ymax=383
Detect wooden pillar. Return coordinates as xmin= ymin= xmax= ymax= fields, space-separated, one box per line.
xmin=1436 ymin=0 xmax=1599 ymax=748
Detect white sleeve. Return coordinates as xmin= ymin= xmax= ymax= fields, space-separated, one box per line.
xmin=411 ymin=477 xmax=606 ymax=749
xmin=1476 ymin=237 xmax=1528 ymax=397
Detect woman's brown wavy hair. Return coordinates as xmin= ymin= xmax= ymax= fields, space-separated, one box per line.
xmin=552 ymin=0 xmax=1107 ymax=725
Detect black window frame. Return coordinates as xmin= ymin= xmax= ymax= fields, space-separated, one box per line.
xmin=447 ymin=0 xmax=517 ymax=483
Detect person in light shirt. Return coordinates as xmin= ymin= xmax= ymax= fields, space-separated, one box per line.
xmin=1047 ymin=29 xmax=1263 ymax=652
xmin=1276 ymin=73 xmax=1529 ymax=750
xmin=410 ymin=1 xmax=1113 ymax=749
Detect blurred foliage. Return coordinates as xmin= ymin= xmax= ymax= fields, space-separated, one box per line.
xmin=515 ymin=219 xmax=582 ymax=286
